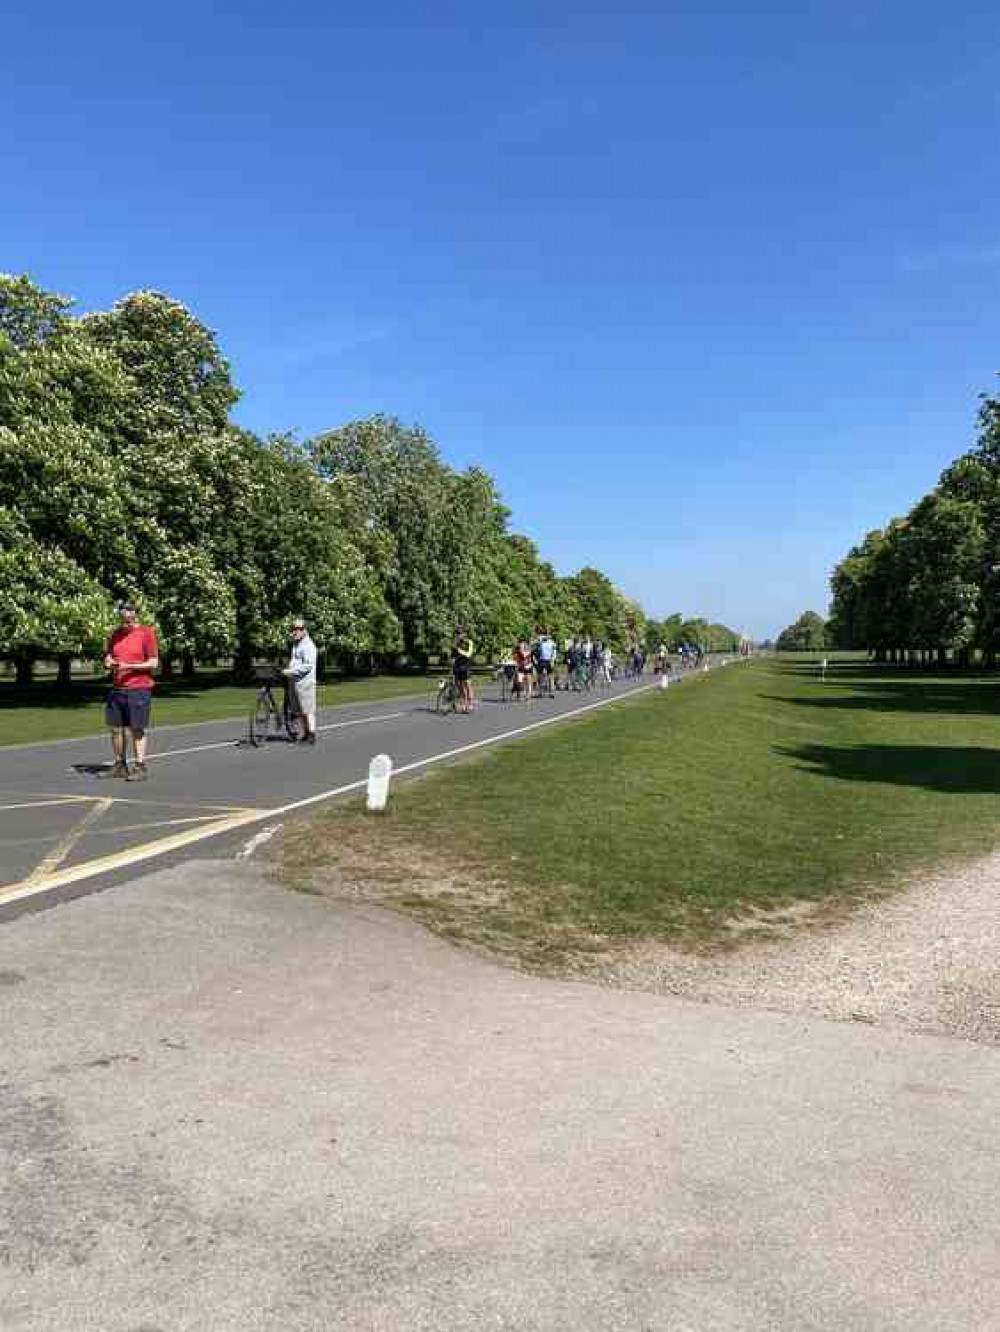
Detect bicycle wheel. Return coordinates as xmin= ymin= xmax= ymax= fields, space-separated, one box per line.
xmin=435 ymin=680 xmax=456 ymax=715
xmin=248 ymin=692 xmax=272 ymax=747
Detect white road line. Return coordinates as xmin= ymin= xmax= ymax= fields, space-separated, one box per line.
xmin=147 ymin=710 xmax=407 ymax=762
xmin=0 ymin=797 xmax=99 ymax=812
xmin=318 ymin=711 xmax=406 ymax=734
xmin=23 ymin=798 xmax=113 ymax=886
xmin=0 ymin=680 xmax=677 ymax=906
xmin=0 ymin=692 xmax=428 ymax=753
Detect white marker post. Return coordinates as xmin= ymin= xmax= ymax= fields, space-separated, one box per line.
xmin=367 ymin=753 xmax=393 ymax=812
xmin=659 ymin=673 xmax=669 ymax=691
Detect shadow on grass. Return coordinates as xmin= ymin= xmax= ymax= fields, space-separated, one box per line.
xmin=780 ymin=742 xmax=1000 ymax=794
xmin=765 ymin=661 xmax=1000 ymax=718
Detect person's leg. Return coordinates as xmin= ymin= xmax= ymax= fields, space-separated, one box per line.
xmin=125 ymin=691 xmax=153 ymax=778
xmin=298 ymin=684 xmax=317 ymax=741
xmin=110 ymin=726 xmax=126 ymax=771
xmin=103 ymin=690 xmax=129 ymax=777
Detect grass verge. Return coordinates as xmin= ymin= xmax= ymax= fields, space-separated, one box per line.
xmin=280 ymin=656 xmax=1000 ymax=965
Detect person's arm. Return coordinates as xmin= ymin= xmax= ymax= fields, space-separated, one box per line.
xmin=139 ymin=628 xmax=159 ymax=674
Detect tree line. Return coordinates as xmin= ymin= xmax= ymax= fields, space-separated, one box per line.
xmin=0 ymin=274 xmax=741 ymax=684
xmin=826 ymin=383 xmax=1000 ymax=665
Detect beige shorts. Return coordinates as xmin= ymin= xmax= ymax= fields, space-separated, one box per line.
xmin=294 ymin=682 xmax=316 ymax=716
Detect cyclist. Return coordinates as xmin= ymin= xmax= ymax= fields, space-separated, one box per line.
xmin=452 ymin=626 xmax=476 ymax=713
xmin=283 ymin=617 xmax=318 ymax=743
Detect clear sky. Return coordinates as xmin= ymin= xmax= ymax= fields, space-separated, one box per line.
xmin=4 ymin=1 xmax=999 ymax=637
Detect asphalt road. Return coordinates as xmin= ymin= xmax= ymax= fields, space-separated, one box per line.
xmin=2 ymin=860 xmax=997 ymax=1331
xmin=0 ymin=668 xmax=705 ymax=918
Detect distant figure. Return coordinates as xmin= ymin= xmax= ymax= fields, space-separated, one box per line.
xmin=819 ymin=656 xmax=828 ymax=682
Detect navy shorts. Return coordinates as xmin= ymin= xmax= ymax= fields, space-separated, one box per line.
xmin=105 ymin=688 xmax=152 ymax=731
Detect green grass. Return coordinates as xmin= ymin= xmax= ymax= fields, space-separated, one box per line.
xmin=281 ymin=655 xmax=1000 ymax=963
xmin=0 ymin=670 xmax=445 ymax=745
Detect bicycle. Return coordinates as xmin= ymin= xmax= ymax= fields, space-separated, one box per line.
xmin=248 ymin=665 xmax=301 ymax=746
xmin=435 ymin=676 xmax=462 ymax=714
xmin=495 ymin=664 xmax=516 ymax=705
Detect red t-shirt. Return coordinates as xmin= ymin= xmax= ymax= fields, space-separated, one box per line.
xmin=108 ymin=625 xmax=159 ymax=690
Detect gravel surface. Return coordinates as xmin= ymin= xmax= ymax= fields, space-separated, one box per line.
xmin=588 ymin=854 xmax=1000 ymax=1046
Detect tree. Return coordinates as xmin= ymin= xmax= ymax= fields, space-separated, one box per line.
xmin=776 ymin=611 xmax=828 ymax=652
xmin=79 ymin=290 xmax=239 ymax=440
xmin=0 ymin=508 xmax=113 ymax=684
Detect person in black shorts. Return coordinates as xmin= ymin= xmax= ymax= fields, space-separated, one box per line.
xmin=101 ymin=601 xmax=160 ymax=781
xmin=452 ymin=626 xmax=475 ymax=713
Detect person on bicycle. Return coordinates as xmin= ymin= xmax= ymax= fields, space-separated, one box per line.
xmin=452 ymin=627 xmax=475 ymax=712
xmin=283 ymin=618 xmax=317 ymax=744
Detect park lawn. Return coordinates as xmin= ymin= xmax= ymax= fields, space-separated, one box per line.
xmin=0 ymin=672 xmax=443 ymax=746
xmin=281 ymin=656 xmax=1000 ymax=963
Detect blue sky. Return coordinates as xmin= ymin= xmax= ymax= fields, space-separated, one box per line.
xmin=4 ymin=1 xmax=999 ymax=637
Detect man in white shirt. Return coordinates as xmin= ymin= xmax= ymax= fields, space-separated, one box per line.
xmin=284 ymin=618 xmax=318 ymax=745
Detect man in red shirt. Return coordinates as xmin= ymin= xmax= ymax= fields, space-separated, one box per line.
xmin=102 ymin=602 xmax=160 ymax=781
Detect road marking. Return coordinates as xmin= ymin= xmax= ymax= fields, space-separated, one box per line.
xmin=0 ymin=692 xmax=429 ymax=753
xmin=147 ymin=711 xmax=408 ymax=762
xmin=23 ymin=798 xmax=113 ymax=886
xmin=0 ymin=677 xmax=695 ymax=907
xmin=237 ymin=825 xmax=282 ymax=860
xmin=0 ymin=797 xmax=99 ymax=812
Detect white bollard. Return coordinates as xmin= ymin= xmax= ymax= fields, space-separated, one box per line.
xmin=659 ymin=673 xmax=669 ymax=690
xmin=367 ymin=753 xmax=393 ymax=812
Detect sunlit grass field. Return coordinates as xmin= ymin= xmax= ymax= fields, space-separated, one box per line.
xmin=282 ymin=655 xmax=1000 ymax=960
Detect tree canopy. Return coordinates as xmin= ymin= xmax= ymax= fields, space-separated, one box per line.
xmin=829 ymin=379 xmax=1000 ymax=665
xmin=0 ymin=272 xmax=740 ymax=680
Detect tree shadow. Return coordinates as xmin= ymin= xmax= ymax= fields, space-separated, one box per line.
xmin=779 ymin=742 xmax=1000 ymax=795
xmin=763 ymin=661 xmax=1000 ymax=718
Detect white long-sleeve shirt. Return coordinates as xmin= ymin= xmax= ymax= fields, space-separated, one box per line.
xmin=286 ymin=634 xmax=317 ymax=686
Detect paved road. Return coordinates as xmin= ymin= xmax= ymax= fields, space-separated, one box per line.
xmin=0 ymin=668 xmax=715 ymax=916
xmin=2 ymin=859 xmax=997 ymax=1331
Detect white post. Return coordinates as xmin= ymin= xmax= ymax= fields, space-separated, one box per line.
xmin=659 ymin=673 xmax=669 ymax=690
xmin=367 ymin=753 xmax=393 ymax=811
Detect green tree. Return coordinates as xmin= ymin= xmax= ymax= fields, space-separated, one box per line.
xmin=0 ymin=508 xmax=113 ymax=684
xmin=776 ymin=611 xmax=828 ymax=652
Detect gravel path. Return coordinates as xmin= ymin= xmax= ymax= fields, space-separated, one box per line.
xmin=589 ymin=854 xmax=1000 ymax=1046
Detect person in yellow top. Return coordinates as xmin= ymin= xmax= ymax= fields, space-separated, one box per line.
xmin=452 ymin=626 xmax=476 ymax=713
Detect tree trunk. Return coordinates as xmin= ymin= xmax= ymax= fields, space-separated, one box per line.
xmin=14 ymin=653 xmax=34 ymax=686
xmin=159 ymin=656 xmax=175 ymax=682
xmin=232 ymin=646 xmax=253 ymax=684
xmin=937 ymin=647 xmax=947 ymax=668
xmin=56 ymin=654 xmax=72 ymax=691
xmin=181 ymin=652 xmax=196 ymax=680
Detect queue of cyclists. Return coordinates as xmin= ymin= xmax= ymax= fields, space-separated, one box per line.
xmin=496 ymin=631 xmax=655 ymax=701
xmin=450 ymin=623 xmax=710 ymax=710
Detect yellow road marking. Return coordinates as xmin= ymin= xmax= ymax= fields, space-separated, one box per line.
xmin=79 ymin=813 xmax=241 ymax=837
xmin=23 ymin=798 xmax=113 ymax=886
xmin=0 ymin=808 xmax=266 ymax=906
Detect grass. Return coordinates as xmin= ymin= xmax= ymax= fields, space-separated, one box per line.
xmin=280 ymin=655 xmax=1000 ymax=965
xmin=0 ymin=669 xmax=446 ymax=746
